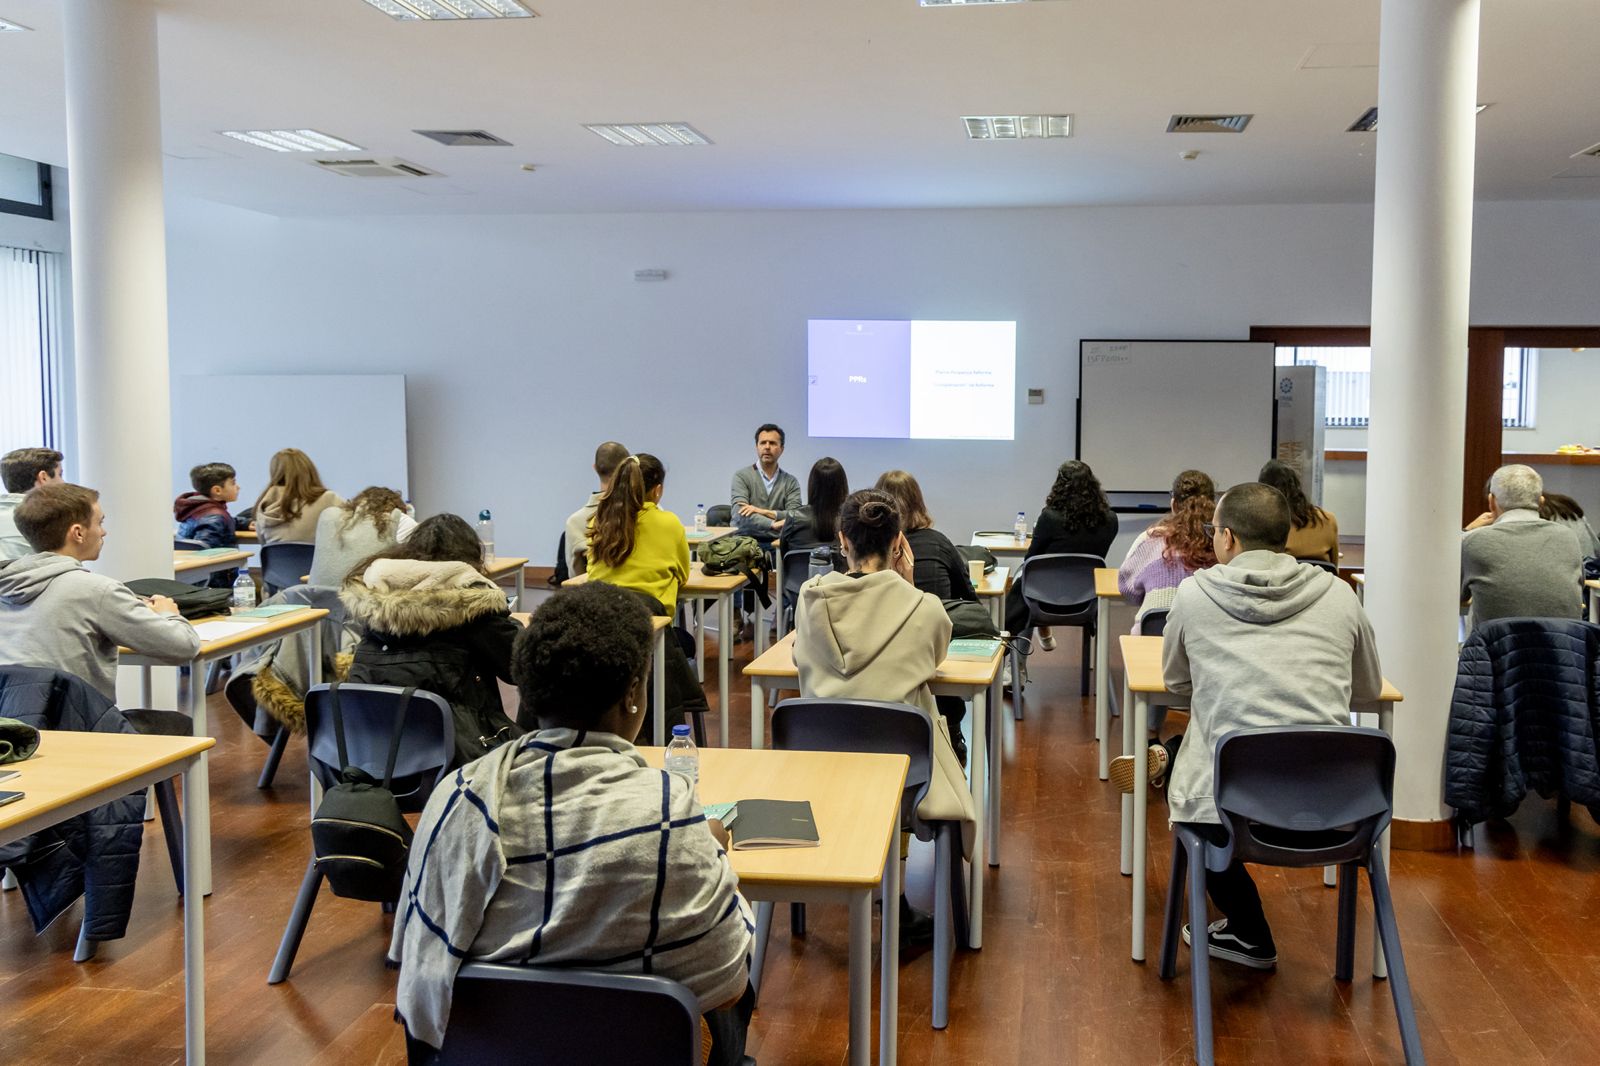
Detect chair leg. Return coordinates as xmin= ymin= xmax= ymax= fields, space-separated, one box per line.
xmin=932 ymin=829 xmax=954 ymax=1030
xmin=73 ymin=922 xmax=98 ymax=963
xmin=1367 ymin=853 xmax=1425 ymax=1065
xmin=691 ymin=711 xmax=708 ymax=748
xmin=948 ymin=828 xmax=971 ymax=950
xmin=1009 ymin=644 xmax=1023 ymax=721
xmin=1158 ymin=835 xmax=1188 ymax=980
xmin=789 ymin=902 xmax=806 ymax=936
xmin=204 ymin=658 xmax=229 ymax=695
xmin=1188 ymin=841 xmax=1215 ymax=1066
xmin=267 ymin=859 xmax=324 ymax=984
xmin=257 ymin=726 xmax=291 ymax=790
xmin=154 ymin=778 xmax=185 ymax=896
xmin=750 ymin=901 xmax=774 ymax=1001
xmin=1334 ymin=860 xmax=1358 ymax=981
xmin=1080 ymin=625 xmax=1092 ymax=697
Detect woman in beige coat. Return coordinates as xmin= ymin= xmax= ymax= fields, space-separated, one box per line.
xmin=793 ymin=489 xmax=978 ymax=939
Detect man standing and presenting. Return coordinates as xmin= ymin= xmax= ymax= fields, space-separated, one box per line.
xmin=1161 ymin=482 xmax=1383 ymax=969
xmin=0 ymin=447 xmax=64 ymax=561
xmin=730 ymin=424 xmax=801 ymax=541
xmin=1460 ymin=463 xmax=1583 ymax=631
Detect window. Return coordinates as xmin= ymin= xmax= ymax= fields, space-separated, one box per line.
xmin=0 ymin=246 xmax=64 ymax=452
xmin=1274 ymin=345 xmax=1537 ymax=429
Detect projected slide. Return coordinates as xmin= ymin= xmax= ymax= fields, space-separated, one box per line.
xmin=807 ymin=319 xmax=1016 ymax=440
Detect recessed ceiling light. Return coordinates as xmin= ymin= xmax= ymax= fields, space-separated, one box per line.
xmin=583 ymin=123 xmax=712 ymax=147
xmin=1346 ymin=103 xmax=1491 ymax=133
xmin=963 ymin=115 xmax=1072 ymax=139
xmin=220 ymin=129 xmax=365 ymax=153
xmin=0 ymin=16 xmax=31 ymax=31
xmin=359 ymin=0 xmax=535 ymax=20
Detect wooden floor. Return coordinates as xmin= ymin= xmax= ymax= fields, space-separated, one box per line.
xmin=3 ymin=604 xmax=1599 ymax=1065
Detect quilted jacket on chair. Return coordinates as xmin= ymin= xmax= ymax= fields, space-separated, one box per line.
xmin=1445 ymin=617 xmax=1600 ymax=824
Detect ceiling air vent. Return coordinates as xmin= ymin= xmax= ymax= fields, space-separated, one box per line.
xmin=1572 ymin=142 xmax=1600 ymax=160
xmin=1166 ymin=114 xmax=1252 ymax=134
xmin=413 ymin=129 xmax=512 ymax=147
xmin=1347 ymin=107 xmax=1380 ymax=133
xmin=311 ymin=157 xmax=440 ymax=178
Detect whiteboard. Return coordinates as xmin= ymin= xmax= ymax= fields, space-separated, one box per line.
xmin=1077 ymin=340 xmax=1275 ymax=495
xmin=173 ymin=375 xmax=409 ymax=506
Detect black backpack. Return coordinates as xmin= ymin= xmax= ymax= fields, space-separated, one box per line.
xmin=699 ymin=534 xmax=773 ymax=609
xmin=310 ymin=683 xmax=416 ymax=902
xmin=125 ymin=577 xmax=233 ymax=620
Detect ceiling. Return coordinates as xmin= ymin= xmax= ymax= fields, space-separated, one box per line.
xmin=0 ymin=0 xmax=1597 ymax=217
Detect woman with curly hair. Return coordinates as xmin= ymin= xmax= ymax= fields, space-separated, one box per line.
xmin=1258 ymin=459 xmax=1339 ymax=563
xmin=1117 ymin=469 xmax=1216 ymax=630
xmin=308 ymin=485 xmax=416 ymax=586
xmin=1003 ymin=459 xmax=1119 ymax=640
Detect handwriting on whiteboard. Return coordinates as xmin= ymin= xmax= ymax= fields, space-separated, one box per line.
xmin=1085 ymin=342 xmax=1132 ymax=366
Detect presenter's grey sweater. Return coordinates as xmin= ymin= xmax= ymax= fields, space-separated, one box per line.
xmin=730 ymin=464 xmax=800 ymax=537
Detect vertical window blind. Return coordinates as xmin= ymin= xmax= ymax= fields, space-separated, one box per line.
xmin=0 ymin=245 xmax=62 ymax=453
xmin=1274 ymin=344 xmax=1538 ymax=430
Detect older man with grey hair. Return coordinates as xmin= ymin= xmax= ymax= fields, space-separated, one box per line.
xmin=1461 ymin=464 xmax=1583 ymax=630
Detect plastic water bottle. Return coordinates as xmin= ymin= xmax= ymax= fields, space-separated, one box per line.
xmin=231 ymin=569 xmax=257 ymax=611
xmin=664 ymin=725 xmax=698 ymax=787
xmin=1014 ymin=511 xmax=1028 ymax=543
xmin=694 ymin=503 xmax=707 ymax=533
xmin=477 ymin=509 xmax=495 ymax=565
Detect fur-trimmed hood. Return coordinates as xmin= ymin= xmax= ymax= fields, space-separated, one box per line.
xmin=341 ymin=559 xmax=508 ymax=637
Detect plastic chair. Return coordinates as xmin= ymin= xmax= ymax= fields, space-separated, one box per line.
xmin=1008 ymin=553 xmax=1105 ymax=717
xmin=1157 ymin=726 xmax=1423 ymax=1066
xmin=259 ymin=541 xmax=315 ymax=596
xmin=1139 ymin=608 xmax=1170 ymax=638
xmin=1297 ymin=557 xmax=1340 ymax=575
xmin=705 ymin=503 xmax=732 ymax=527
xmin=769 ymin=697 xmax=969 ymax=1029
xmin=174 ymin=536 xmax=208 ymax=550
xmin=268 ymin=683 xmax=455 ymax=984
xmin=780 ymin=545 xmax=844 ymax=631
xmin=413 ymin=963 xmax=701 ymax=1065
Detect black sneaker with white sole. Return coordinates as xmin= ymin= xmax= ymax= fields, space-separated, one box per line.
xmin=1181 ymin=918 xmax=1278 ymax=969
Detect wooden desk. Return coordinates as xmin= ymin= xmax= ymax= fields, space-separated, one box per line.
xmin=484 ymin=556 xmax=529 ymax=610
xmin=640 ymin=746 xmax=907 ymax=1066
xmin=744 ymin=631 xmax=1003 ymax=946
xmin=173 ymin=548 xmax=250 ymax=582
xmin=566 ymin=564 xmax=749 ymax=746
xmin=1586 ymin=578 xmax=1598 ymax=623
xmin=120 ymin=607 xmax=329 ymax=894
xmin=1116 ymin=634 xmax=1403 ymax=974
xmin=972 ymin=532 xmax=1030 ymax=558
xmin=0 ymin=731 xmax=214 ymax=1064
xmin=1093 ymin=568 xmax=1121 ymax=781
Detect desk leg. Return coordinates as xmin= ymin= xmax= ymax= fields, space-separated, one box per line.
xmin=1119 ymin=675 xmax=1134 ymax=877
xmin=182 ymin=755 xmax=206 ymax=1066
xmin=1131 ymin=698 xmax=1149 ymax=962
xmin=514 ymin=568 xmax=525 ymax=612
xmin=1374 ymin=704 xmax=1393 ymax=979
xmin=880 ymin=843 xmax=900 ymax=1066
xmin=1589 ymin=585 xmax=1597 ymax=623
xmin=848 ymin=888 xmax=871 ymax=1066
xmin=968 ymin=688 xmax=987 ymax=949
xmin=750 ymin=678 xmax=766 ymax=750
xmin=695 ymin=598 xmax=706 ymax=684
xmin=773 ymin=551 xmax=785 ymax=640
xmin=308 ymin=626 xmax=325 ymax=818
xmin=987 ymin=672 xmax=1002 ymax=868
xmin=717 ymin=594 xmax=731 ymax=747
xmin=653 ymin=626 xmax=668 ymax=746
xmin=140 ymin=665 xmax=153 ymax=709
xmin=186 ymin=656 xmax=213 ymax=897
xmin=1095 ymin=596 xmax=1111 ymax=777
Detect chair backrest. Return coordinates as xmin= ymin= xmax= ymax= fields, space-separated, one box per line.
xmin=705 ymin=503 xmax=732 ymax=527
xmin=782 ymin=546 xmax=842 ymax=599
xmin=1138 ymin=609 xmax=1170 ymax=637
xmin=771 ymin=696 xmax=936 ymax=835
xmin=1210 ymin=725 xmax=1395 ymax=871
xmin=428 ymin=963 xmax=700 ymax=1065
xmin=174 ymin=536 xmax=208 ymax=551
xmin=304 ymin=683 xmax=455 ymax=810
xmin=1297 ymin=557 xmax=1339 ymax=575
xmin=259 ymin=541 xmax=316 ymax=595
xmin=1013 ymin=553 xmax=1104 ymax=622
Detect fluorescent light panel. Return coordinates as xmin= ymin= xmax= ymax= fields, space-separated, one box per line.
xmin=360 ymin=0 xmax=535 ymax=19
xmin=221 ymin=129 xmax=364 ymax=153
xmin=963 ymin=115 xmax=1072 ymax=139
xmin=0 ymin=16 xmax=30 ymax=31
xmin=584 ymin=123 xmax=711 ymax=146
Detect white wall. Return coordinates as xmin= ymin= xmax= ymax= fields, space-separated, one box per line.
xmin=162 ymin=198 xmax=1600 ymax=564
xmin=0 ymin=165 xmax=75 ymax=474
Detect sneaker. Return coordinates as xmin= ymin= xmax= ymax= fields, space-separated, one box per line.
xmin=1182 ymin=918 xmax=1277 ymax=969
xmin=1109 ymin=744 xmax=1169 ymax=794
xmin=1038 ymin=631 xmax=1057 ymax=651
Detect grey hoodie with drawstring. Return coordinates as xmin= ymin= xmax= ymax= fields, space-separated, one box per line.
xmin=1161 ymin=550 xmax=1383 ymax=825
xmin=0 ymin=552 xmax=201 ymax=700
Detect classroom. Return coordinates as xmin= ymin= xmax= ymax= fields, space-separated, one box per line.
xmin=1 ymin=2 xmax=1598 ymax=1064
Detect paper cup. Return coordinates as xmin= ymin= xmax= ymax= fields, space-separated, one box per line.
xmin=968 ymin=559 xmax=985 ymax=588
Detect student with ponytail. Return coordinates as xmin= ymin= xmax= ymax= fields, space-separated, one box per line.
xmin=1117 ymin=469 xmax=1217 ymax=630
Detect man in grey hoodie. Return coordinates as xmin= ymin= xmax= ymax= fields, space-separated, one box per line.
xmin=0 ymin=446 xmax=63 ymax=561
xmin=1160 ymin=482 xmax=1383 ymax=969
xmin=0 ymin=482 xmax=200 ymax=700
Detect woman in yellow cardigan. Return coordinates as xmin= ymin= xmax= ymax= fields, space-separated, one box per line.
xmin=586 ymin=453 xmax=706 ymax=735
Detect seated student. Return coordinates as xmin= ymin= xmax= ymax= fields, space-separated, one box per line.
xmin=1462 ymin=464 xmax=1584 ymax=630
xmin=778 ymin=457 xmax=849 ymax=615
xmin=254 ymin=447 xmax=343 ymax=544
xmin=1003 ymin=459 xmax=1119 ymax=647
xmin=341 ymin=513 xmax=521 ymax=767
xmin=1160 ymin=483 xmax=1382 ymax=969
xmin=0 ymin=447 xmax=63 ymax=562
xmin=0 ymin=483 xmax=200 ymax=699
xmin=562 ymin=440 xmax=629 ymax=576
xmin=1540 ymin=491 xmax=1600 ymax=560
xmin=731 ymin=423 xmax=801 ymax=541
xmin=1117 ymin=469 xmax=1216 ymax=629
xmin=308 ymin=485 xmax=416 ymax=586
xmin=174 ymin=461 xmax=242 ymax=588
xmin=391 ymin=582 xmax=754 ymax=1064
xmin=1258 ymin=459 xmax=1339 ymax=563
xmin=794 ymin=489 xmax=976 ymax=932
xmin=585 ymin=453 xmax=709 ymax=735
xmin=874 ymin=469 xmax=976 ymax=603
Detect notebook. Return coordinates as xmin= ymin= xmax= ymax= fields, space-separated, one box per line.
xmin=946 ymin=638 xmax=1002 ymax=661
xmin=729 ymin=799 xmax=819 ymax=850
xmin=230 ymin=604 xmax=306 ymax=619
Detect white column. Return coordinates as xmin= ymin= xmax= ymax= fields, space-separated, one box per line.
xmin=1365 ymin=0 xmax=1480 ymax=825
xmin=62 ymin=0 xmax=173 ymax=582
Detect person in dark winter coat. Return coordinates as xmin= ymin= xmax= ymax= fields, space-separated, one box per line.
xmin=341 ymin=513 xmax=522 ymax=767
xmin=174 ymin=462 xmax=242 ymax=588
xmin=1004 ymin=460 xmax=1120 ymax=638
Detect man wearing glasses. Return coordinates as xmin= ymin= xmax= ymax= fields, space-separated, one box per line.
xmin=1160 ymin=481 xmax=1383 ymax=970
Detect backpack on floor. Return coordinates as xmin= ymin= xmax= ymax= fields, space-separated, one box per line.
xmin=310 ymin=683 xmax=416 ymax=902
xmin=699 ymin=535 xmax=772 ymax=609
